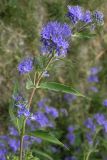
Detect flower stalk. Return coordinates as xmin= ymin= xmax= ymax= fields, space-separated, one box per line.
xmin=19 ymin=55 xmax=54 ymax=160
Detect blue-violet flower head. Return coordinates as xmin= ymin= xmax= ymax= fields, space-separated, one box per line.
xmin=67 ymin=5 xmax=83 ymax=24
xmin=41 ymin=21 xmax=71 ymax=56
xmin=45 ymin=106 xmax=59 ymax=118
xmin=18 ymin=57 xmax=33 ymax=74
xmin=93 ymin=11 xmax=104 ymax=25
xmin=103 ymin=99 xmax=107 ymax=107
xmin=82 ymin=10 xmax=92 ymax=24
xmin=84 ymin=117 xmax=96 ymax=132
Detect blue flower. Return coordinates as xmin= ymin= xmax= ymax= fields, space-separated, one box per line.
xmin=87 ymin=75 xmax=99 ymax=83
xmin=9 ymin=127 xmax=19 ymax=136
xmin=103 ymin=121 xmax=107 ymax=133
xmin=45 ymin=106 xmax=59 ymax=118
xmin=93 ymin=11 xmax=104 ymax=25
xmin=66 ymin=125 xmax=75 ymax=145
xmin=12 ymin=94 xmax=23 ymax=102
xmin=16 ymin=103 xmax=31 ymax=118
xmin=82 ymin=10 xmax=92 ymax=24
xmin=18 ymin=57 xmax=33 ymax=74
xmin=16 ymin=103 xmax=25 ymax=109
xmin=41 ymin=21 xmax=71 ymax=56
xmin=86 ymin=133 xmax=93 ymax=145
xmin=0 ymin=154 xmax=6 ymax=160
xmin=89 ymin=86 xmax=98 ymax=92
xmin=90 ymin=67 xmax=101 ymax=75
xmin=32 ymin=111 xmax=49 ymax=127
xmin=18 ymin=108 xmax=30 ymax=118
xmin=30 ymin=137 xmax=42 ymax=144
xmin=37 ymin=98 xmax=49 ymax=108
xmin=84 ymin=118 xmax=96 ymax=132
xmin=66 ymin=132 xmax=75 ymax=145
xmin=67 ymin=5 xmax=83 ymax=24
xmin=0 ymin=143 xmax=7 ymax=159
xmin=8 ymin=139 xmax=20 ymax=152
xmin=67 ymin=125 xmax=75 ymax=133
xmin=94 ymin=113 xmax=105 ymax=125
xmin=102 ymin=99 xmax=107 ymax=107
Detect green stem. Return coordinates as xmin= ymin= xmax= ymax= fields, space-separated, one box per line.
xmin=85 ymin=151 xmax=92 ymax=160
xmin=19 ymin=119 xmax=26 ymax=160
xmin=28 ymin=55 xmax=54 ymax=109
xmin=19 ymin=55 xmax=54 ymax=160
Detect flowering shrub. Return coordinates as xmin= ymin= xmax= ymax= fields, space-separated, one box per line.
xmin=0 ymin=3 xmax=105 ymax=160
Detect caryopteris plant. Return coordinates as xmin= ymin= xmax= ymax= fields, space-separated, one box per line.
xmin=6 ymin=5 xmax=104 ymax=160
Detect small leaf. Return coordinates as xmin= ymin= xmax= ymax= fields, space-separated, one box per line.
xmin=27 ymin=130 xmax=65 ymax=147
xmin=9 ymin=103 xmax=20 ymax=132
xmin=9 ymin=80 xmax=25 ymax=133
xmin=34 ymin=150 xmax=53 ymax=160
xmin=38 ymin=82 xmax=86 ymax=97
xmin=75 ymin=32 xmax=96 ymax=39
xmin=26 ymin=79 xmax=35 ymax=89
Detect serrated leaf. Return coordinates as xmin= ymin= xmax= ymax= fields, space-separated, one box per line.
xmin=38 ymin=82 xmax=86 ymax=97
xmin=27 ymin=130 xmax=65 ymax=147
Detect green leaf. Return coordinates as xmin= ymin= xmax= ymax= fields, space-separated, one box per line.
xmin=75 ymin=32 xmax=96 ymax=39
xmin=26 ymin=79 xmax=35 ymax=89
xmin=9 ymin=81 xmax=25 ymax=133
xmin=34 ymin=150 xmax=53 ymax=160
xmin=27 ymin=130 xmax=65 ymax=147
xmin=9 ymin=103 xmax=25 ymax=134
xmin=9 ymin=103 xmax=20 ymax=132
xmin=38 ymin=82 xmax=86 ymax=97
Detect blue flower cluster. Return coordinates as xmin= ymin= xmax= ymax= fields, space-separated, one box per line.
xmin=87 ymin=67 xmax=107 ymax=106
xmin=12 ymin=93 xmax=23 ymax=102
xmin=45 ymin=106 xmax=59 ymax=118
xmin=93 ymin=11 xmax=104 ymax=25
xmin=84 ymin=113 xmax=107 ymax=145
xmin=84 ymin=117 xmax=96 ymax=132
xmin=41 ymin=21 xmax=72 ymax=56
xmin=83 ymin=10 xmax=92 ymax=24
xmin=30 ymin=98 xmax=59 ymax=128
xmin=102 ymin=99 xmax=107 ymax=107
xmin=66 ymin=125 xmax=75 ymax=145
xmin=30 ymin=111 xmax=50 ymax=127
xmin=67 ymin=5 xmax=104 ymax=25
xmin=18 ymin=57 xmax=33 ymax=74
xmin=87 ymin=66 xmax=102 ymax=93
xmin=67 ymin=5 xmax=83 ymax=25
xmin=0 ymin=142 xmax=7 ymax=160
xmin=13 ymin=96 xmax=59 ymax=129
xmin=16 ymin=103 xmax=30 ymax=118
xmin=0 ymin=126 xmax=43 ymax=159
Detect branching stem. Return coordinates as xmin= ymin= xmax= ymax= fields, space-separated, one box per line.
xmin=19 ymin=55 xmax=54 ymax=160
